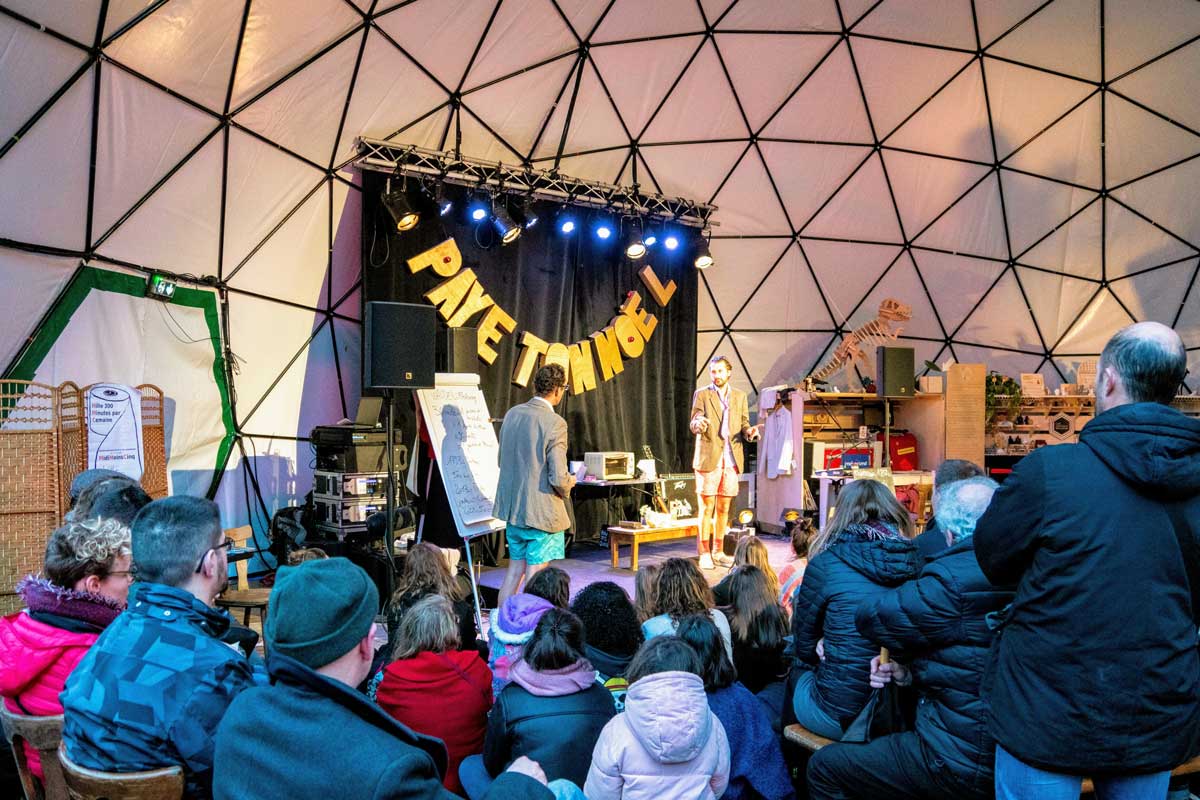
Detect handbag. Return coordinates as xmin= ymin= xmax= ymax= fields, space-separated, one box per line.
xmin=839 ymin=649 xmax=912 ymax=743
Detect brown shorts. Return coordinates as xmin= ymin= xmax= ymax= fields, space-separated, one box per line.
xmin=695 ymin=463 xmax=740 ymax=498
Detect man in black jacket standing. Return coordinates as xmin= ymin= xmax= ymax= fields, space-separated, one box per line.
xmin=806 ymin=477 xmax=1013 ymax=799
xmin=974 ymin=321 xmax=1200 ymax=799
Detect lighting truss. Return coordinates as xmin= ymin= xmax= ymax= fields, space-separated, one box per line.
xmin=356 ymin=138 xmax=716 ymax=229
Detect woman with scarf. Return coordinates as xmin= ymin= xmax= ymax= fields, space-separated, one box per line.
xmin=461 ymin=608 xmax=615 ymax=798
xmin=0 ymin=518 xmax=132 ymax=782
xmin=790 ymin=479 xmax=919 ymax=741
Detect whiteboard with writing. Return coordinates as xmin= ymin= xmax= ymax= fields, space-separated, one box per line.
xmin=416 ymin=374 xmax=506 ymax=539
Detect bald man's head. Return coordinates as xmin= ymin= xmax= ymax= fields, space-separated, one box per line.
xmin=1097 ymin=321 xmax=1186 ymax=411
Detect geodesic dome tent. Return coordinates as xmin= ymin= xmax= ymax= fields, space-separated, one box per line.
xmin=2 ymin=0 xmax=1198 ymax=517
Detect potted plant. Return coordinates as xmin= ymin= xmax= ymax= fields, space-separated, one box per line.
xmin=985 ymin=371 xmax=1023 ymax=430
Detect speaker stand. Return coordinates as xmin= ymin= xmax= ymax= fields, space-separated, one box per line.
xmin=383 ymin=389 xmax=397 ymax=571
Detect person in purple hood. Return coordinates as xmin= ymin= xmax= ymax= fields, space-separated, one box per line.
xmin=487 ymin=591 xmax=555 ymax=698
xmin=463 ymin=609 xmax=615 ymax=798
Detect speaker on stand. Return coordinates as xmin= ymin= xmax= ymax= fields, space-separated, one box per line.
xmin=437 ymin=326 xmax=478 ymax=374
xmin=363 ymin=301 xmax=436 ymax=569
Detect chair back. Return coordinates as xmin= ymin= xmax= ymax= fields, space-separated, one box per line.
xmin=57 ymin=742 xmax=183 ymax=800
xmin=224 ymin=525 xmax=253 ymax=591
xmin=0 ymin=706 xmax=68 ymax=800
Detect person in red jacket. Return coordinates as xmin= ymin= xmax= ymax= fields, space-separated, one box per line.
xmin=375 ymin=594 xmax=493 ymax=793
xmin=0 ymin=518 xmax=132 ymax=782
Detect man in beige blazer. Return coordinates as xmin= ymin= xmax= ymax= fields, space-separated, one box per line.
xmin=691 ymin=355 xmax=758 ymax=569
xmin=493 ymin=363 xmax=576 ymax=605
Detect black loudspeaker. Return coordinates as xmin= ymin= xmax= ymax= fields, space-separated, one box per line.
xmin=877 ymin=346 xmax=915 ymax=397
xmin=364 ymin=302 xmax=436 ymax=389
xmin=437 ymin=326 xmax=478 ymax=373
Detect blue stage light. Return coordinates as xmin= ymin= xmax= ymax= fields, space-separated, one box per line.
xmin=523 ymin=211 xmax=539 ymax=230
xmin=664 ymin=235 xmax=679 ymax=250
xmin=438 ymin=199 xmax=453 ymax=217
xmin=469 ymin=205 xmax=488 ymax=222
xmin=596 ymin=224 xmax=612 ymax=240
xmin=560 ymin=218 xmax=576 ymax=234
xmin=644 ymin=234 xmax=658 ymax=246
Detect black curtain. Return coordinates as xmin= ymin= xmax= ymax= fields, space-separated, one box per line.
xmin=362 ymin=174 xmax=698 ymax=542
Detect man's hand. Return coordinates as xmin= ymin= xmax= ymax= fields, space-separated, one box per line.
xmin=690 ymin=416 xmax=710 ymax=435
xmin=869 ymin=655 xmax=911 ymax=688
xmin=745 ymin=424 xmax=762 ymax=442
xmin=816 ymin=638 xmax=825 ymax=661
xmin=505 ymin=756 xmax=547 ymax=785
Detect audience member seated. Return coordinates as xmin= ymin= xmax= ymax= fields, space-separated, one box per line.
xmin=388 ymin=542 xmax=481 ymax=658
xmin=61 ymin=496 xmax=257 ymax=799
xmin=641 ymin=557 xmax=733 ymax=660
xmin=777 ymin=519 xmax=813 ymax=617
xmin=676 ymin=615 xmax=794 ymax=800
xmin=66 ymin=474 xmax=152 ymax=526
xmin=0 ymin=518 xmax=132 ymax=783
xmin=721 ymin=565 xmax=790 ymax=696
xmin=463 ymin=609 xmax=614 ymax=798
xmin=66 ymin=468 xmax=125 ymax=510
xmin=632 ymin=563 xmax=662 ymax=623
xmin=912 ymin=459 xmax=984 ymax=562
xmin=488 ymin=591 xmax=555 ymax=698
xmin=585 ymin=636 xmax=730 ymax=800
xmin=375 ymin=595 xmax=493 ymax=793
xmin=213 ymin=558 xmax=553 ymax=800
xmin=570 ymin=581 xmax=643 ymax=710
xmin=524 ymin=566 xmax=571 ymax=609
xmin=713 ymin=535 xmax=778 ymax=606
xmin=790 ymin=480 xmax=919 ymax=741
xmin=808 ymin=477 xmax=1012 ymax=800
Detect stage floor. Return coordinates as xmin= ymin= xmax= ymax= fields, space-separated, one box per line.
xmin=474 ymin=531 xmax=797 ymax=602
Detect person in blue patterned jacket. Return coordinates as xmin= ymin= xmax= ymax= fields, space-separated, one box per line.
xmin=60 ymin=495 xmax=258 ymax=799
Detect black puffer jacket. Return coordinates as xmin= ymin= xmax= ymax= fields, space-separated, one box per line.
xmin=975 ymin=401 xmax=1200 ymax=776
xmin=791 ymin=523 xmax=919 ymax=726
xmin=856 ymin=539 xmax=1014 ymax=795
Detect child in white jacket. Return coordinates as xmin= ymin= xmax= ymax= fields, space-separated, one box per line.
xmin=585 ymin=636 xmax=730 ymax=800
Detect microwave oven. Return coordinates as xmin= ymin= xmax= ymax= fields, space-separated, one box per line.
xmin=584 ymin=451 xmax=635 ymax=480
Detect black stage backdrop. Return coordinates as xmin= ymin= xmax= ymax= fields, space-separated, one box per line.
xmin=361 ymin=174 xmax=699 ymax=544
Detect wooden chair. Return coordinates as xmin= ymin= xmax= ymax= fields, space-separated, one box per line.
xmin=213 ymin=525 xmax=271 ymax=641
xmin=57 ymin=743 xmax=183 ymax=800
xmin=0 ymin=707 xmax=68 ymax=800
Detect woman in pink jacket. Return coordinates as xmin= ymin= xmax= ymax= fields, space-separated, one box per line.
xmin=585 ymin=636 xmax=730 ymax=800
xmin=0 ymin=518 xmax=132 ymax=782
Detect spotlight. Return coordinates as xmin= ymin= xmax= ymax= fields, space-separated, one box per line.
xmin=736 ymin=508 xmax=755 ymax=527
xmin=491 ymin=207 xmax=522 ymax=245
xmin=625 ymin=239 xmax=647 ymax=260
xmin=664 ymin=235 xmax=679 ymax=250
xmin=694 ymin=240 xmax=714 ymax=270
xmin=434 ymin=184 xmax=452 ymax=217
xmin=560 ymin=218 xmax=576 ymax=234
xmin=522 ymin=210 xmax=539 ymax=230
xmin=467 ymin=191 xmax=491 ymax=223
xmin=596 ymin=224 xmax=612 ymax=240
xmin=511 ymin=203 xmax=539 ymax=231
xmin=644 ymin=233 xmax=658 ymax=247
xmin=381 ymin=183 xmax=419 ymax=232
xmin=556 ymin=208 xmax=576 ymax=234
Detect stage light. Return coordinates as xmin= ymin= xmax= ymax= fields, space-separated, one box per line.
xmin=736 ymin=508 xmax=755 ymax=526
xmin=625 ymin=239 xmax=647 ymax=260
xmin=644 ymin=233 xmax=658 ymax=247
xmin=522 ymin=210 xmax=539 ymax=229
xmin=596 ymin=223 xmax=612 ymax=240
xmin=694 ymin=240 xmax=714 ymax=270
xmin=491 ymin=207 xmax=522 ymax=245
xmin=381 ymin=184 xmax=419 ymax=232
xmin=467 ymin=191 xmax=491 ymax=223
xmin=664 ymin=235 xmax=679 ymax=250
xmin=511 ymin=203 xmax=538 ymax=231
xmin=557 ymin=208 xmax=577 ymax=234
xmin=434 ymin=184 xmax=453 ymax=217
xmin=469 ymin=204 xmax=489 ymax=222
xmin=561 ymin=219 xmax=576 ymax=233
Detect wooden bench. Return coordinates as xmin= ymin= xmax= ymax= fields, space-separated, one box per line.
xmin=607 ymin=520 xmax=699 ymax=571
xmin=786 ymin=723 xmax=1200 ymax=797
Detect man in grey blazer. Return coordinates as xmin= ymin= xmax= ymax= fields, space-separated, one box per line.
xmin=493 ymin=363 xmax=577 ymax=605
xmin=690 ymin=355 xmax=758 ymax=569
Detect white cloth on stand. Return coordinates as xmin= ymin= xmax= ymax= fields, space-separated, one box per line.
xmin=764 ymin=405 xmax=794 ymax=479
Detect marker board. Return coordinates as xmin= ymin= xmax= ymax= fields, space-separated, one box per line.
xmin=415 ymin=373 xmax=505 ymax=540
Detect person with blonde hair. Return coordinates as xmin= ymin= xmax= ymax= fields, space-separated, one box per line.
xmin=640 ymin=557 xmax=733 ymax=660
xmin=376 ymin=595 xmax=494 ymax=794
xmin=790 ymin=479 xmax=919 ymax=740
xmin=0 ymin=518 xmax=132 ymax=784
xmin=713 ymin=534 xmax=778 ymax=606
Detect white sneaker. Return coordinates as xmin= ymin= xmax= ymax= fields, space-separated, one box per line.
xmin=715 ymin=553 xmax=734 ymax=567
xmin=699 ymin=553 xmax=715 ymax=570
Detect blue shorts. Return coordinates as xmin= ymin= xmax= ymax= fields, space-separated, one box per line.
xmin=505 ymin=524 xmax=565 ymax=565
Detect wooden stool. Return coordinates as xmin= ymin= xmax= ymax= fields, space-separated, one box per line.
xmin=214 ymin=525 xmax=271 ymax=646
xmin=0 ymin=707 xmax=67 ymax=800
xmin=58 ymin=742 xmax=183 ymax=800
xmin=783 ymin=722 xmax=835 ymax=752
